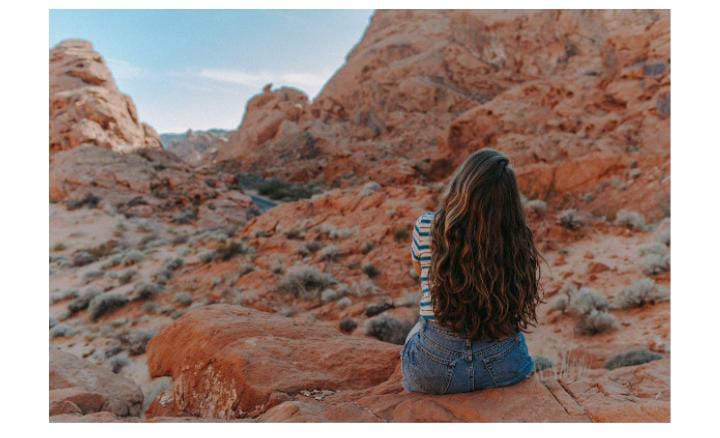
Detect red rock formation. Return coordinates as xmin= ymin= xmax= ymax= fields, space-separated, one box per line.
xmin=146 ymin=304 xmax=668 ymax=421
xmin=50 ymin=39 xmax=162 ymax=153
xmin=49 ymin=145 xmax=259 ymax=227
xmin=146 ymin=305 xmax=401 ymax=418
xmin=212 ymin=10 xmax=669 ymax=219
xmin=165 ymin=129 xmax=229 ymax=166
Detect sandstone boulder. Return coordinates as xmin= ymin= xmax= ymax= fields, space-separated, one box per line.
xmin=146 ymin=305 xmax=401 ymax=418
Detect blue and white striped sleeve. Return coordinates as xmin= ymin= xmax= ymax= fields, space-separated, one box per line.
xmin=411 ymin=213 xmax=432 ymax=263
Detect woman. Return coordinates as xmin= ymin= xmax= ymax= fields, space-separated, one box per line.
xmin=401 ymin=148 xmax=542 ymax=395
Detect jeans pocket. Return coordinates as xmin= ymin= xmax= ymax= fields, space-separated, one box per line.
xmin=482 ymin=335 xmax=534 ymax=388
xmin=402 ymin=339 xmax=456 ymax=394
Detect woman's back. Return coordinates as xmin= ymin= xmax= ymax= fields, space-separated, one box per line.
xmin=401 ymin=148 xmax=541 ymax=395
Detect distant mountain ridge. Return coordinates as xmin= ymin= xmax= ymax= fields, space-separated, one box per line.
xmin=160 ymin=128 xmax=231 ymax=148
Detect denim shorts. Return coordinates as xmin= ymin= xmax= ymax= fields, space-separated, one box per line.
xmin=401 ymin=319 xmax=535 ymax=395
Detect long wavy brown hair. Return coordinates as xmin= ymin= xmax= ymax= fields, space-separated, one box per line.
xmin=429 ymin=148 xmax=542 ymax=340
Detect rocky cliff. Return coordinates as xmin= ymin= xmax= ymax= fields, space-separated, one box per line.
xmin=213 ymin=10 xmax=669 ymax=219
xmin=50 ymin=39 xmax=162 ymax=153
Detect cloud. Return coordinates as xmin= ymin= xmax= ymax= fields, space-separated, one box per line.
xmin=198 ymin=68 xmax=331 ymax=95
xmin=106 ymin=57 xmax=145 ymax=80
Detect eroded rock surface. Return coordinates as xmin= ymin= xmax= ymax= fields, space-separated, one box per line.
xmin=50 ymin=40 xmax=161 ymax=153
xmin=145 ymin=304 xmax=669 ymax=422
xmin=212 ymin=10 xmax=669 ymax=219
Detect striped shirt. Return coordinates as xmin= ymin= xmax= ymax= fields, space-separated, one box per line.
xmin=411 ymin=211 xmax=436 ymax=320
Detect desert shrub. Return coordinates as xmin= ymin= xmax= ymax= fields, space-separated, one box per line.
xmin=270 ymin=260 xmax=285 ymax=274
xmin=127 ymin=329 xmax=156 ymax=355
xmin=360 ymin=181 xmax=380 ymax=196
xmin=394 ymin=227 xmax=410 ymax=242
xmin=201 ymin=241 xmax=252 ymax=263
xmin=547 ymin=295 xmax=569 ymax=313
xmin=164 ymin=258 xmax=184 ymax=272
xmin=52 ymin=242 xmax=67 ymax=252
xmin=284 ymin=228 xmax=305 ymax=240
xmin=613 ymin=278 xmax=668 ymax=309
xmin=130 ymin=282 xmax=164 ymax=301
xmin=350 ymin=280 xmax=380 ymax=297
xmin=575 ymin=310 xmax=618 ymax=335
xmin=174 ymin=292 xmax=193 ymax=306
xmin=82 ymin=270 xmax=104 ymax=283
xmin=114 ymin=269 xmax=137 ymax=285
xmin=362 ymin=263 xmax=381 ymax=278
xmin=318 ymin=224 xmax=354 ymax=240
xmin=50 ymin=324 xmax=74 ymax=338
xmin=360 ymin=242 xmax=374 ymax=255
xmin=365 ymin=315 xmax=414 ymax=345
xmin=657 ymin=229 xmax=670 ymax=246
xmin=214 ymin=241 xmax=252 ymax=262
xmin=320 ymin=288 xmax=339 ymax=303
xmin=339 ymin=318 xmax=358 ymax=333
xmin=138 ymin=233 xmax=159 ymax=249
xmin=318 ymin=244 xmax=340 ymax=261
xmin=525 ymin=199 xmax=547 ymax=216
xmin=278 ymin=265 xmax=337 ymax=299
xmin=88 ymin=293 xmax=129 ymax=321
xmin=65 ymin=192 xmax=101 ymax=210
xmin=72 ymin=251 xmax=97 ymax=267
xmin=568 ymin=287 xmax=609 ymax=315
xmin=614 ymin=209 xmax=647 ymax=231
xmin=50 ymin=317 xmax=58 ymax=329
xmin=238 ymin=263 xmax=255 ymax=277
xmin=337 ymin=297 xmax=352 ymax=309
xmin=67 ymin=289 xmax=101 ymax=314
xmin=366 ymin=301 xmax=394 ymax=317
xmin=298 ymin=240 xmax=322 ymax=256
xmin=258 ymin=178 xmax=314 ymax=201
xmin=604 ymin=349 xmax=662 ymax=370
xmin=171 ymin=233 xmax=189 ymax=245
xmin=558 ymin=209 xmax=584 ymax=230
xmin=143 ymin=302 xmax=160 ymax=314
xmin=640 ymin=253 xmax=670 ymax=276
xmin=533 ymin=356 xmax=554 ymax=372
xmin=152 ymin=269 xmax=174 ymax=285
xmin=279 ymin=307 xmax=298 ymax=317
xmin=122 ymin=250 xmax=146 ymax=266
xmin=172 ymin=210 xmax=197 ymax=224
xmin=109 ymin=353 xmax=130 ymax=373
xmin=50 ymin=289 xmax=79 ymax=305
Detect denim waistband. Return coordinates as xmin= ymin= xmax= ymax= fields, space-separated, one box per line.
xmin=426 ymin=319 xmax=469 ymax=339
xmin=422 ymin=319 xmax=521 ymax=353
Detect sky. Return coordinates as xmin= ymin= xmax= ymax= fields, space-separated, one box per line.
xmin=49 ymin=9 xmax=374 ymax=133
